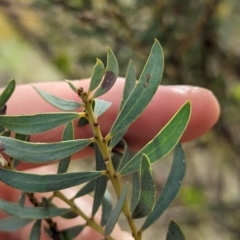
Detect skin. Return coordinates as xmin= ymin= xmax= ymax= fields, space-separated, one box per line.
xmin=0 ymin=78 xmax=220 ymax=239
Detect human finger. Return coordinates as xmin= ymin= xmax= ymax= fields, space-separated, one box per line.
xmin=3 ymin=78 xmax=219 ymax=164
xmin=6 ymin=78 xmax=219 ymax=143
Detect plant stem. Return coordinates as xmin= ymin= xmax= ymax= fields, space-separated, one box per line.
xmin=105 ymin=166 xmax=142 ymax=240
xmin=54 ymin=191 xmax=114 ymax=240
xmin=78 ymin=88 xmax=141 ymax=240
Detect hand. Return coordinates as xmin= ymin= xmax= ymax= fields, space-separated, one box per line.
xmin=0 ymin=78 xmax=220 ymax=239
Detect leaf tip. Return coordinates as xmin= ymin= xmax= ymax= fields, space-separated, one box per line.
xmin=96 ymin=58 xmax=103 ymax=64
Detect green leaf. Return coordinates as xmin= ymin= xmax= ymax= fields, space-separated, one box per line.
xmin=106 ymin=47 xmax=119 ymax=76
xmin=58 ymin=122 xmax=74 ymax=173
xmin=92 ymin=144 xmax=108 ymax=217
xmin=108 ymin=61 xmax=136 ymax=148
xmin=0 ymin=104 xmax=7 ymax=115
xmin=65 ymin=80 xmax=78 ymax=93
xmin=59 ymin=225 xmax=85 ymax=239
xmin=117 ymin=139 xmax=134 ymax=172
xmin=29 ymin=220 xmax=41 ymax=240
xmin=93 ymin=72 xmax=117 ymax=98
xmin=0 ymin=168 xmax=102 ymax=192
xmin=89 ymin=58 xmax=105 ymax=92
xmin=109 ymin=40 xmax=164 ymax=137
xmin=73 ymin=179 xmax=96 ymax=199
xmin=132 ymin=154 xmax=155 ymax=218
xmin=93 ymin=99 xmax=112 ymax=117
xmin=119 ymin=101 xmax=191 ymax=175
xmin=166 ymin=219 xmax=186 ymax=240
xmin=77 ymin=116 xmax=89 ymax=127
xmin=0 ymin=217 xmax=33 ymax=231
xmin=0 ymin=78 xmax=16 ymax=110
xmin=109 ymin=128 xmax=128 ymax=149
xmin=15 ymin=133 xmax=29 ymax=141
xmin=93 ymin=48 xmax=118 ymax=98
xmin=0 ymin=127 xmax=4 ymax=135
xmin=120 ymin=60 xmax=136 ymax=110
xmin=94 ymin=142 xmax=106 ymax=171
xmin=111 ymin=149 xmax=123 ymax=171
xmin=34 ymin=87 xmax=81 ymax=111
xmin=130 ymin=172 xmax=140 ymax=213
xmin=18 ymin=192 xmax=26 ymax=206
xmin=141 ymin=144 xmax=186 ymax=230
xmin=13 ymin=133 xmax=30 ymax=168
xmin=34 ymin=86 xmax=81 ymax=111
xmin=105 ymin=184 xmax=128 ymax=236
xmin=101 ymin=190 xmax=112 ymax=226
xmin=0 ymin=112 xmax=80 ymax=134
xmin=61 ymin=211 xmax=78 ymax=219
xmin=0 ymin=136 xmax=91 ymax=163
xmin=0 ymin=129 xmax=9 ymax=136
xmin=0 ymin=199 xmax=70 ymax=219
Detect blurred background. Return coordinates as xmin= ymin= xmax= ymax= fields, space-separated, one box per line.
xmin=0 ymin=0 xmax=240 ymax=239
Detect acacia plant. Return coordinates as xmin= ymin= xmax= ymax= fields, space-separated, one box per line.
xmin=0 ymin=40 xmax=190 ymax=240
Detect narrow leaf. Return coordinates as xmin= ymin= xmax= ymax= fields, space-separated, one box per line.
xmin=0 ymin=217 xmax=33 ymax=231
xmin=89 ymin=58 xmax=105 ymax=92
xmin=58 ymin=122 xmax=74 ymax=173
xmin=0 ymin=104 xmax=7 ymax=115
xmin=15 ymin=133 xmax=29 ymax=141
xmin=119 ymin=101 xmax=191 ymax=175
xmin=93 ymin=48 xmax=118 ymax=98
xmin=0 ymin=78 xmax=12 ymax=131
xmin=0 ymin=130 xmax=11 ymax=137
xmin=73 ymin=179 xmax=96 ymax=199
xmin=0 ymin=112 xmax=80 ymax=134
xmin=0 ymin=168 xmax=102 ymax=192
xmin=60 ymin=225 xmax=85 ymax=239
xmin=93 ymin=99 xmax=112 ymax=117
xmin=166 ymin=219 xmax=186 ymax=240
xmin=101 ymin=190 xmax=112 ymax=226
xmin=120 ymin=60 xmax=136 ymax=110
xmin=117 ymin=139 xmax=134 ymax=172
xmin=0 ymin=78 xmax=16 ymax=110
xmin=34 ymin=86 xmax=81 ymax=111
xmin=132 ymin=154 xmax=155 ymax=218
xmin=108 ymin=61 xmax=136 ymax=148
xmin=61 ymin=211 xmax=78 ymax=219
xmin=18 ymin=192 xmax=26 ymax=206
xmin=101 ymin=71 xmax=117 ymax=93
xmin=65 ymin=80 xmax=78 ymax=93
xmin=106 ymin=47 xmax=119 ymax=76
xmin=109 ymin=40 xmax=164 ymax=137
xmin=93 ymin=72 xmax=117 ymax=98
xmin=29 ymin=220 xmax=42 ymax=240
xmin=62 ymin=121 xmax=74 ymax=145
xmin=141 ymin=144 xmax=186 ymax=230
xmin=105 ymin=184 xmax=128 ymax=235
xmin=13 ymin=133 xmax=30 ymax=168
xmin=111 ymin=149 xmax=123 ymax=171
xmin=0 ymin=136 xmax=91 ymax=163
xmin=130 ymin=172 xmax=140 ymax=213
xmin=92 ymin=144 xmax=108 ymax=217
xmin=94 ymin=143 xmax=106 ymax=171
xmin=109 ymin=127 xmax=128 ymax=149
xmin=0 ymin=199 xmax=69 ymax=219
xmin=77 ymin=116 xmax=89 ymax=127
